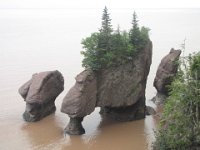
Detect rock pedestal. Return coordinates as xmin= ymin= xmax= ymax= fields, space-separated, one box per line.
xmin=61 ymin=70 xmax=96 ymax=134
xmin=64 ymin=117 xmax=85 ymax=135
xmin=19 ymin=70 xmax=64 ymax=122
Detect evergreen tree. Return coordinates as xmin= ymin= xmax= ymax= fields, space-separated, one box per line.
xmin=81 ymin=8 xmax=149 ymax=71
xmin=98 ymin=6 xmax=113 ymax=50
xmin=130 ymin=11 xmax=140 ymax=47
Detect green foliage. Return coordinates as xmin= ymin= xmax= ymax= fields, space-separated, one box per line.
xmin=98 ymin=6 xmax=113 ymax=51
xmin=153 ymin=52 xmax=200 ymax=150
xmin=81 ymin=8 xmax=150 ymax=71
xmin=130 ymin=11 xmax=140 ymax=46
xmin=130 ymin=12 xmax=150 ymax=50
xmin=81 ymin=33 xmax=101 ymax=70
xmin=100 ymin=6 xmax=113 ymax=35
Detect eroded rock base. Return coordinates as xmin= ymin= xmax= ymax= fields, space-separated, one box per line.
xmin=64 ymin=117 xmax=85 ymax=135
xmin=23 ymin=101 xmax=56 ymax=122
xmin=100 ymin=98 xmax=145 ymax=121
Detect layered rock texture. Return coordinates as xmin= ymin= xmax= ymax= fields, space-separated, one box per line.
xmin=61 ymin=41 xmax=152 ymax=135
xmin=153 ymin=48 xmax=181 ymax=104
xmin=19 ymin=70 xmax=64 ymax=122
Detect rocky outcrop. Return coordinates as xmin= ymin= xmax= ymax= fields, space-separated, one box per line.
xmin=152 ymin=48 xmax=181 ymax=104
xmin=19 ymin=70 xmax=64 ymax=122
xmin=96 ymin=41 xmax=152 ymax=121
xmin=154 ymin=48 xmax=181 ymax=95
xmin=61 ymin=41 xmax=152 ymax=135
xmin=61 ymin=70 xmax=96 ymax=134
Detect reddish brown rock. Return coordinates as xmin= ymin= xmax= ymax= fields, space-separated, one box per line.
xmin=96 ymin=41 xmax=152 ymax=121
xmin=61 ymin=41 xmax=152 ymax=135
xmin=19 ymin=70 xmax=64 ymax=122
xmin=61 ymin=70 xmax=97 ymax=118
xmin=61 ymin=70 xmax=96 ymax=135
xmin=96 ymin=41 xmax=152 ymax=108
xmin=154 ymin=48 xmax=181 ymax=95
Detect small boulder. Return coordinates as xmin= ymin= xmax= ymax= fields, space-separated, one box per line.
xmin=19 ymin=70 xmax=64 ymax=122
xmin=145 ymin=106 xmax=156 ymax=115
xmin=154 ymin=48 xmax=181 ymax=95
xmin=151 ymin=92 xmax=167 ymax=105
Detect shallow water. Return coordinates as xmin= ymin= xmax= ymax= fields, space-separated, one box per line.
xmin=0 ymin=89 xmax=157 ymax=150
xmin=0 ymin=8 xmax=200 ymax=150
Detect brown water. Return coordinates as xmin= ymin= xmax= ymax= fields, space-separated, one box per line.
xmin=1 ymin=8 xmax=200 ymax=150
xmin=0 ymin=87 xmax=157 ymax=150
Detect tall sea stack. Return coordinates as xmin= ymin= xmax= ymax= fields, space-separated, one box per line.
xmin=61 ymin=41 xmax=152 ymax=135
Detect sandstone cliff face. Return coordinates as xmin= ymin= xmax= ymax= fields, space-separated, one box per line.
xmin=19 ymin=70 xmax=64 ymax=122
xmin=154 ymin=48 xmax=181 ymax=95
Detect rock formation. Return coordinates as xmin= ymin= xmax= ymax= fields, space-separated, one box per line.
xmin=97 ymin=41 xmax=152 ymax=121
xmin=19 ymin=70 xmax=64 ymax=122
xmin=61 ymin=41 xmax=152 ymax=135
xmin=153 ymin=48 xmax=181 ymax=104
xmin=61 ymin=70 xmax=96 ymax=134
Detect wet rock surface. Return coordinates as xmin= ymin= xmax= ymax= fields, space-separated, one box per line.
xmin=64 ymin=117 xmax=85 ymax=135
xmin=22 ymin=101 xmax=56 ymax=122
xmin=100 ymin=97 xmax=146 ymax=121
xmin=19 ymin=70 xmax=64 ymax=122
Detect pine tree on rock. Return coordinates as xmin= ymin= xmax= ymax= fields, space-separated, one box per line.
xmin=130 ymin=11 xmax=140 ymax=47
xmin=98 ymin=6 xmax=113 ymax=50
xmin=81 ymin=8 xmax=149 ymax=71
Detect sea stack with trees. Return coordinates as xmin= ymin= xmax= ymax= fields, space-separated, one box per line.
xmin=61 ymin=7 xmax=153 ymax=135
